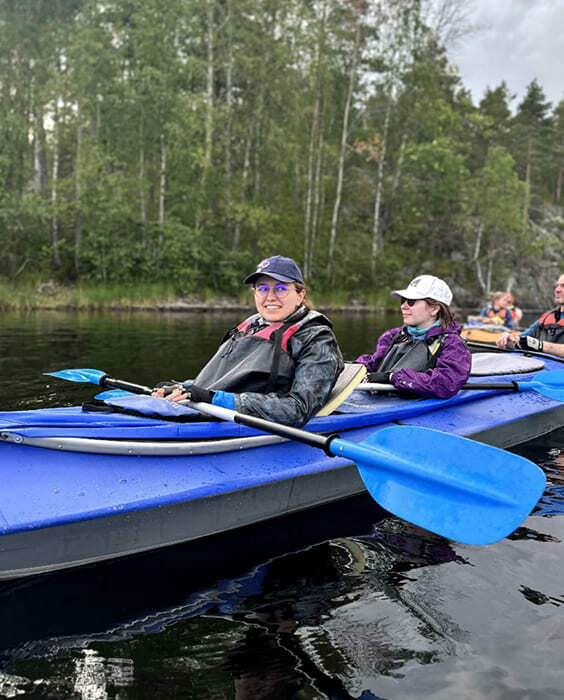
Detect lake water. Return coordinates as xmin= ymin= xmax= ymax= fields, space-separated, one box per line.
xmin=0 ymin=310 xmax=563 ymax=699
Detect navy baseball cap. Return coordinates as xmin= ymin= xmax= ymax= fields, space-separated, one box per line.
xmin=244 ymin=256 xmax=305 ymax=285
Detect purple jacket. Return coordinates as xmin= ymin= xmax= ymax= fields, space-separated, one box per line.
xmin=356 ymin=321 xmax=471 ymax=399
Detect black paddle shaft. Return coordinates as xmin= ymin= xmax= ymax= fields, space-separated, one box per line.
xmin=101 ymin=376 xmax=153 ymax=395
xmin=101 ymin=374 xmax=340 ymax=456
xmin=463 ymin=381 xmax=519 ymax=391
xmin=230 ymin=411 xmax=339 ymax=456
xmin=467 ymin=341 xmax=564 ymax=364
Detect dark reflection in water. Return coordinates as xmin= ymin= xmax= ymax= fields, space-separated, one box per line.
xmin=0 ymin=311 xmax=563 ymax=699
xmin=514 ymin=432 xmax=564 ymax=517
xmin=1 ymin=507 xmax=457 ymax=699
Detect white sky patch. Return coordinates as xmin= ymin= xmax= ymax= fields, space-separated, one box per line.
xmin=449 ymin=0 xmax=564 ymax=111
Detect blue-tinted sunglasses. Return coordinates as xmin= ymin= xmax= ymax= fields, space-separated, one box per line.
xmin=254 ymin=282 xmax=292 ymax=299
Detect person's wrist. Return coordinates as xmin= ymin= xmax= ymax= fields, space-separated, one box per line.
xmin=518 ymin=336 xmax=543 ymax=352
xmin=366 ymin=371 xmax=392 ymax=384
xmin=185 ymin=384 xmax=215 ymax=403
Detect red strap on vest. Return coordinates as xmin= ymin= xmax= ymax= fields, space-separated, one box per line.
xmin=281 ymin=324 xmax=300 ymax=352
xmin=236 ymin=320 xmax=302 ymax=350
xmin=237 ymin=310 xmax=314 ymax=350
xmin=253 ymin=322 xmax=284 ymax=340
xmin=539 ymin=310 xmax=564 ymax=327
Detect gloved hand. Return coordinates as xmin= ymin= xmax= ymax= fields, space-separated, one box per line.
xmin=183 ymin=384 xmax=215 ymax=403
xmin=366 ymin=371 xmax=392 ymax=384
xmin=517 ymin=336 xmax=543 ymax=352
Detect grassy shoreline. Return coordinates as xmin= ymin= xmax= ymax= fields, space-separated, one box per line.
xmin=0 ymin=280 xmax=543 ymax=315
xmin=0 ymin=280 xmax=393 ymax=313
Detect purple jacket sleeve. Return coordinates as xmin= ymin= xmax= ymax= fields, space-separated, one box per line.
xmin=355 ymin=328 xmax=401 ymax=371
xmin=389 ymin=334 xmax=471 ymax=399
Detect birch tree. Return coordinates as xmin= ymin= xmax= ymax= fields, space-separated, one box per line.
xmin=470 ymin=146 xmax=526 ymax=294
xmin=327 ymin=1 xmax=363 ymax=283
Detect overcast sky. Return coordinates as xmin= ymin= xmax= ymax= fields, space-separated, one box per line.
xmin=449 ymin=0 xmax=564 ymax=112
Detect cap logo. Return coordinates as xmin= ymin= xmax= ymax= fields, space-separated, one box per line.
xmin=257 ymin=259 xmax=271 ymax=271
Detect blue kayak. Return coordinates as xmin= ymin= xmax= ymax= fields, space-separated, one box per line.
xmin=0 ymin=353 xmax=563 ymax=580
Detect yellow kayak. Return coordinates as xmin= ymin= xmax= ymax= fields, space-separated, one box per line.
xmin=461 ymin=324 xmax=519 ymax=344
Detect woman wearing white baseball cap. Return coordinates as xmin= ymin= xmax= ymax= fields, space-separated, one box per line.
xmin=355 ymin=274 xmax=471 ymax=398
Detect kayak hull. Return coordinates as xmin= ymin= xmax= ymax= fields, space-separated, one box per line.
xmin=461 ymin=325 xmax=520 ymax=344
xmin=1 ymin=454 xmax=366 ymax=580
xmin=1 ymin=354 xmax=563 ymax=580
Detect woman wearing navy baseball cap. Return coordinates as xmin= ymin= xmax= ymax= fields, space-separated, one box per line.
xmin=155 ymin=256 xmax=344 ymax=427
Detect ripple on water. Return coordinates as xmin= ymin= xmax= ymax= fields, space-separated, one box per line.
xmin=512 ymin=435 xmax=564 ymax=516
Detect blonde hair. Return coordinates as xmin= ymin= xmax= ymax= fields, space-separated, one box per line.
xmin=488 ymin=291 xmax=506 ymax=304
xmin=294 ymin=282 xmax=313 ymax=310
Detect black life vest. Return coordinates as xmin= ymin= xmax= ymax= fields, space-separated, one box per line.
xmin=194 ymin=307 xmax=333 ymax=393
xmin=378 ymin=332 xmax=446 ymax=373
xmin=536 ymin=308 xmax=564 ymax=344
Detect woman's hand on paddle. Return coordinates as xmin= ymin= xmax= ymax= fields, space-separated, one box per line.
xmin=152 ymin=382 xmax=214 ymax=403
xmin=152 ymin=381 xmax=185 ymax=400
xmin=366 ymin=371 xmax=392 ymax=384
xmin=154 ymin=386 xmax=188 ymax=402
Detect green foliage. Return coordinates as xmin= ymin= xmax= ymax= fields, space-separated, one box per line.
xmin=0 ymin=0 xmax=561 ymax=305
xmin=475 ymin=146 xmax=525 ymax=237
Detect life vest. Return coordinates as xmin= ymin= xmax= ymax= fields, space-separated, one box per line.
xmin=194 ymin=307 xmax=333 ymax=393
xmin=484 ymin=305 xmax=511 ymax=325
xmin=536 ymin=308 xmax=564 ymax=344
xmin=378 ymin=332 xmax=446 ymax=373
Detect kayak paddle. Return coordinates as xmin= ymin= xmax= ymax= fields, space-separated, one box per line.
xmin=45 ymin=367 xmax=547 ymax=546
xmin=45 ymin=368 xmax=154 ymax=394
xmin=358 ymin=369 xmax=564 ymax=401
xmin=466 ymin=340 xmax=564 ymax=364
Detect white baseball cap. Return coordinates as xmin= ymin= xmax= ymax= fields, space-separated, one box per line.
xmin=391 ymin=275 xmax=453 ymax=305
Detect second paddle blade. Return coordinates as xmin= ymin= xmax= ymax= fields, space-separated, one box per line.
xmin=331 ymin=426 xmax=546 ymax=546
xmin=527 ymin=369 xmax=564 ymax=401
xmin=44 ymin=368 xmax=107 ymax=384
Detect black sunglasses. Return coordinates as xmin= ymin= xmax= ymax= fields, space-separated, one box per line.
xmin=399 ymin=297 xmax=419 ymax=307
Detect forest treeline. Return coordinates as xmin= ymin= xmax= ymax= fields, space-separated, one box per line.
xmin=1 ymin=0 xmax=563 ymax=304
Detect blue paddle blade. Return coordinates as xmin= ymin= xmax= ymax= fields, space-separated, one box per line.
xmin=329 ymin=426 xmax=546 ymax=545
xmin=95 ymin=389 xmax=135 ymax=400
xmin=44 ymin=368 xmax=107 ymax=384
xmin=522 ymin=370 xmax=564 ymax=401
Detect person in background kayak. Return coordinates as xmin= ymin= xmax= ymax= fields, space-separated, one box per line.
xmin=154 ymin=255 xmax=344 ymax=427
xmin=355 ymin=275 xmax=471 ymax=399
xmin=506 ymin=292 xmax=523 ymax=325
xmin=496 ymin=273 xmax=564 ymax=358
xmin=479 ymin=291 xmax=515 ymax=328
